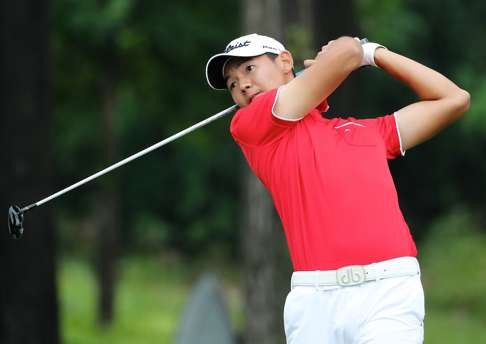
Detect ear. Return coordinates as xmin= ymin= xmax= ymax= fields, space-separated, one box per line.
xmin=277 ymin=50 xmax=294 ymax=74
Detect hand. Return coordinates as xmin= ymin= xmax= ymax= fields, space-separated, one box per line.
xmin=275 ymin=36 xmax=362 ymax=120
xmin=303 ymin=39 xmax=337 ymax=69
xmin=303 ymin=38 xmax=378 ymax=69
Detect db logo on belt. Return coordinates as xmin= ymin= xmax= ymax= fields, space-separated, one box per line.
xmin=336 ymin=265 xmax=366 ymax=286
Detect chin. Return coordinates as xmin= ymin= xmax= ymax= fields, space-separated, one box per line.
xmin=238 ymin=100 xmax=250 ymax=107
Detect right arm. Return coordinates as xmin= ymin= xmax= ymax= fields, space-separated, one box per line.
xmin=274 ymin=36 xmax=363 ymax=120
xmin=374 ymin=48 xmax=470 ymax=150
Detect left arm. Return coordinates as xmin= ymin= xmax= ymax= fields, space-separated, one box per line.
xmin=374 ymin=48 xmax=470 ymax=151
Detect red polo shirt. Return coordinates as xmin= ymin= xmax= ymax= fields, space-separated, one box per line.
xmin=230 ymin=88 xmax=417 ymax=271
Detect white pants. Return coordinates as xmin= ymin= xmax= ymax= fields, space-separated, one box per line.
xmin=284 ymin=260 xmax=425 ymax=343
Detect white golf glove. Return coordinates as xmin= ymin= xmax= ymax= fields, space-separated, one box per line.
xmin=355 ymin=38 xmax=387 ymax=67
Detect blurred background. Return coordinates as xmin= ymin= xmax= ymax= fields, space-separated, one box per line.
xmin=1 ymin=0 xmax=485 ymax=343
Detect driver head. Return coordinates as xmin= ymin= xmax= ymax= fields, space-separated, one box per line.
xmin=8 ymin=205 xmax=24 ymax=239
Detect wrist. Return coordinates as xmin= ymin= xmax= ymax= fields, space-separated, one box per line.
xmin=372 ymin=47 xmax=387 ymax=68
xmin=361 ymin=42 xmax=387 ymax=67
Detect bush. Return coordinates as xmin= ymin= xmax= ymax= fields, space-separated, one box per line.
xmin=419 ymin=208 xmax=486 ymax=316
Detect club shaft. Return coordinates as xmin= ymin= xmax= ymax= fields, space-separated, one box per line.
xmin=30 ymin=104 xmax=237 ymax=209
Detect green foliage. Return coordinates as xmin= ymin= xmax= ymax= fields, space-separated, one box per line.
xmin=285 ymin=25 xmax=313 ymax=70
xmin=420 ymin=209 xmax=486 ymax=341
xmin=357 ymin=0 xmax=425 ymax=51
xmin=425 ymin=308 xmax=486 ymax=343
xmin=51 ymin=0 xmax=486 ymax=257
xmin=356 ymin=0 xmax=486 ymax=238
xmin=60 ymin=256 xmax=189 ymax=343
xmin=52 ymin=0 xmax=241 ymax=256
xmin=461 ymin=74 xmax=486 ymax=133
xmin=57 ymin=0 xmax=134 ymax=43
xmin=60 ymin=254 xmax=486 ymax=343
xmin=59 ymin=255 xmax=243 ymax=343
xmin=420 ymin=209 xmax=486 ymax=316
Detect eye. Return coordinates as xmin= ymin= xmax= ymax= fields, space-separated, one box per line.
xmin=246 ymin=64 xmax=256 ymax=72
xmin=228 ymin=80 xmax=237 ymax=90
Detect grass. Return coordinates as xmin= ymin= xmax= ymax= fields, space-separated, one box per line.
xmin=58 ymin=209 xmax=486 ymax=343
xmin=59 ymin=255 xmax=243 ymax=344
xmin=425 ymin=307 xmax=486 ymax=343
xmin=419 ymin=209 xmax=486 ymax=343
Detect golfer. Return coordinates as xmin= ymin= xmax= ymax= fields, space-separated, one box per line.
xmin=206 ymin=34 xmax=469 ymax=343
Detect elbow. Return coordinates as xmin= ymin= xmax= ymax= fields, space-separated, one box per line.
xmin=454 ymin=88 xmax=471 ymax=118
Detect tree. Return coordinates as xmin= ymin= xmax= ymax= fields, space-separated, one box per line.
xmin=239 ymin=1 xmax=364 ymax=342
xmin=353 ymin=0 xmax=486 ymax=238
xmin=312 ymin=0 xmax=363 ymax=116
xmin=52 ymin=0 xmax=131 ymax=324
xmin=0 ymin=1 xmax=59 ymax=343
xmin=96 ymin=40 xmax=121 ymax=325
xmin=50 ymin=0 xmax=242 ymax=327
xmin=239 ymin=1 xmax=299 ymax=343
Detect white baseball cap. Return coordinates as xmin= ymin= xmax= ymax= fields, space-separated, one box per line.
xmin=205 ymin=33 xmax=286 ymax=90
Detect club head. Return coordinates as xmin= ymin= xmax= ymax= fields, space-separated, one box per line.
xmin=8 ymin=205 xmax=24 ymax=239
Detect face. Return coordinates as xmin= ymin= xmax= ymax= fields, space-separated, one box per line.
xmin=224 ymin=52 xmax=293 ymax=107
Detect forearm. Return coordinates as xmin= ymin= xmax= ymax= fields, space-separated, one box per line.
xmin=275 ymin=37 xmax=362 ymax=119
xmin=374 ymin=48 xmax=468 ymax=103
xmin=374 ymin=47 xmax=470 ymax=150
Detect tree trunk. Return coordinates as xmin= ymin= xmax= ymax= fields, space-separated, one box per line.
xmin=240 ymin=172 xmax=290 ymax=344
xmin=312 ymin=0 xmax=363 ymax=115
xmin=0 ymin=1 xmax=59 ymax=343
xmin=95 ymin=186 xmax=119 ymax=326
xmin=95 ymin=57 xmax=120 ymax=326
xmin=239 ymin=2 xmax=362 ymax=343
xmin=242 ymin=0 xmax=283 ymax=39
xmin=240 ymin=1 xmax=291 ymax=343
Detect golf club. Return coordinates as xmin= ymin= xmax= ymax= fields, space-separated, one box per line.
xmin=8 ymin=38 xmax=370 ymax=239
xmin=8 ymin=104 xmax=238 ymax=239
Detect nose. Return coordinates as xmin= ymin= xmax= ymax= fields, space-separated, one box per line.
xmin=239 ymin=78 xmax=251 ymax=94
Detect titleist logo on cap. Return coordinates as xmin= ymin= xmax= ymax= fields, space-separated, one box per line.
xmin=225 ymin=40 xmax=251 ymax=53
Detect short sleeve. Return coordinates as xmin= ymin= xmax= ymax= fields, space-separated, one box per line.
xmin=230 ymin=88 xmax=297 ymax=147
xmin=372 ymin=113 xmax=405 ymax=159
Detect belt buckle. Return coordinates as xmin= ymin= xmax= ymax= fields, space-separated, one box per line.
xmin=336 ymin=265 xmax=366 ymax=286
